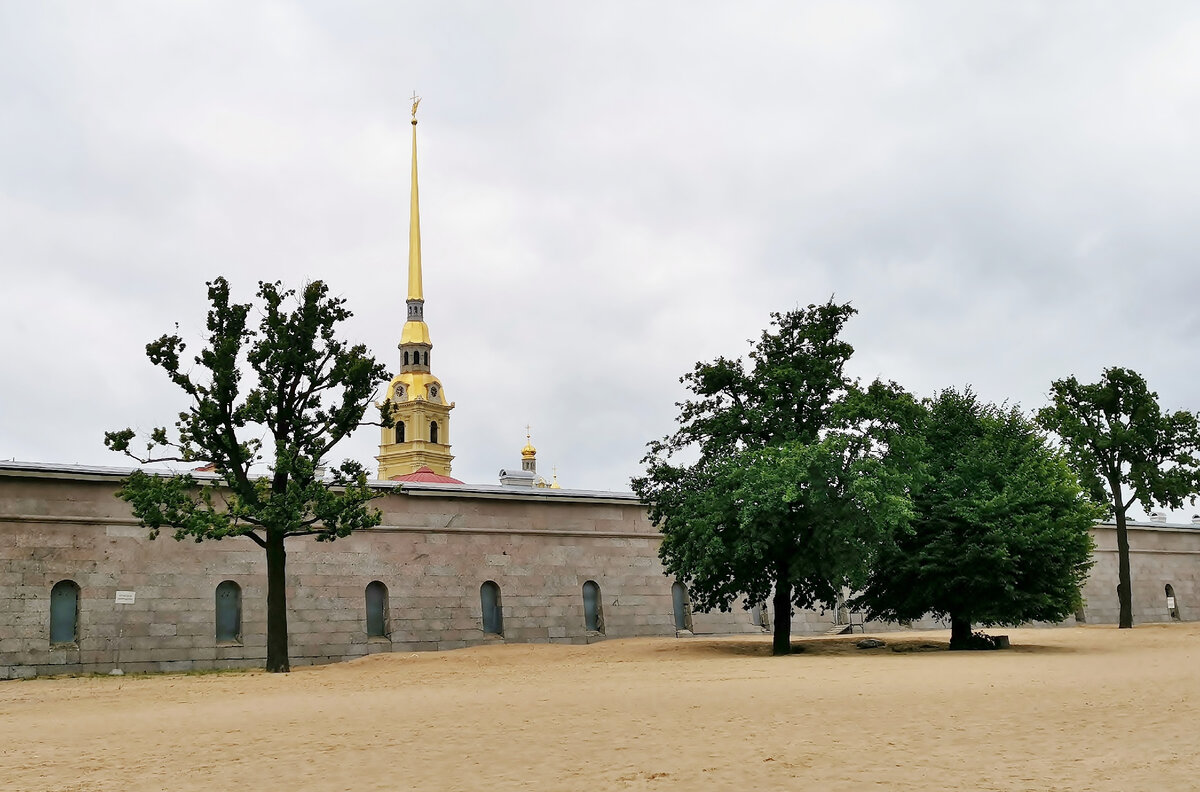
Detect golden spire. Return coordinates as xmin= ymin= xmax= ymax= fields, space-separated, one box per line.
xmin=408 ymin=91 xmax=423 ymax=301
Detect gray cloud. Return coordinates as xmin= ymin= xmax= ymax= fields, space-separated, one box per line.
xmin=3 ymin=2 xmax=1200 ymax=516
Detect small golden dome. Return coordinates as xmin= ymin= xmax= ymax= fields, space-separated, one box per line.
xmin=521 ymin=426 xmax=536 ymax=458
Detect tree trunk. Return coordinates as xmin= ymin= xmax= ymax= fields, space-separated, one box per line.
xmin=265 ymin=530 xmax=291 ymax=673
xmin=1110 ymin=478 xmax=1133 ymax=629
xmin=949 ymin=614 xmax=972 ymax=650
xmin=771 ymin=559 xmax=792 ymax=656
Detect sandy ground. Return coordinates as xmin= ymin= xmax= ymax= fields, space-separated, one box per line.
xmin=2 ymin=625 xmax=1197 ymax=792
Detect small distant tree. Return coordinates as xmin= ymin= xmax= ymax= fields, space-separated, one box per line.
xmin=1037 ymin=367 xmax=1200 ymax=628
xmin=855 ymin=388 xmax=1099 ymax=649
xmin=633 ymin=302 xmax=916 ymax=655
xmin=106 ymin=277 xmax=392 ymax=672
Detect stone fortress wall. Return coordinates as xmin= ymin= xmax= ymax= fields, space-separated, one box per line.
xmin=2 ymin=461 xmax=1197 ymax=679
xmin=0 ymin=463 xmax=767 ymax=679
xmin=1084 ymin=520 xmax=1200 ymax=624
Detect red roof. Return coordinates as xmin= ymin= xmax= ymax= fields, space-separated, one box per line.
xmin=390 ymin=466 xmax=464 ymax=485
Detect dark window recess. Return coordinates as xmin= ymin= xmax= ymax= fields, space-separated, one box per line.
xmin=583 ymin=580 xmax=604 ymax=633
xmin=671 ymin=582 xmax=691 ymax=632
xmin=366 ymin=581 xmax=390 ymax=638
xmin=50 ymin=580 xmax=80 ymax=644
xmin=430 ymin=421 xmax=439 ymax=444
xmin=396 ymin=421 xmax=405 ymax=443
xmin=215 ymin=580 xmax=242 ymax=644
xmin=481 ymin=581 xmax=503 ymax=636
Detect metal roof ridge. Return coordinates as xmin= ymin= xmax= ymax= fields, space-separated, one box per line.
xmin=0 ymin=459 xmax=638 ymax=500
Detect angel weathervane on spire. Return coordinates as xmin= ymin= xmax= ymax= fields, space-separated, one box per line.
xmin=410 ymin=91 xmax=421 ymax=120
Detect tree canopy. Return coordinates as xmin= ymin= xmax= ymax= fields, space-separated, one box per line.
xmin=855 ymin=388 xmax=1099 ymax=648
xmin=633 ymin=301 xmax=915 ymax=655
xmin=1037 ymin=367 xmax=1200 ymax=628
xmin=106 ymin=277 xmax=391 ymax=672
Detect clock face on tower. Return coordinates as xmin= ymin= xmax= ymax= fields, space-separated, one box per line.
xmin=393 ymin=386 xmax=405 ymax=401
xmin=429 ymin=385 xmax=439 ymax=399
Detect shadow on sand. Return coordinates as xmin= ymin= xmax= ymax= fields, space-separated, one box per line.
xmin=659 ymin=633 xmax=1083 ymax=657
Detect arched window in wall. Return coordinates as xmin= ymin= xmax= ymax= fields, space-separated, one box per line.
xmin=671 ymin=582 xmax=692 ymax=632
xmin=395 ymin=421 xmax=405 ymax=444
xmin=49 ymin=580 xmax=80 ymax=645
xmin=423 ymin=351 xmax=429 ymax=366
xmin=583 ymin=580 xmax=604 ymax=633
xmin=750 ymin=601 xmax=771 ymax=629
xmin=481 ymin=581 xmax=503 ymax=636
xmin=366 ymin=581 xmax=390 ymax=638
xmin=215 ymin=580 xmax=242 ymax=644
xmin=1166 ymin=584 xmax=1181 ymax=620
xmin=430 ymin=421 xmax=439 ymax=444
xmin=403 ymin=351 xmax=410 ymax=366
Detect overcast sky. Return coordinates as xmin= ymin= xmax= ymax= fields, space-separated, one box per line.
xmin=2 ymin=3 xmax=1199 ymax=516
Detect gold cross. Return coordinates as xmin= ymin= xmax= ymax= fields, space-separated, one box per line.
xmin=410 ymin=91 xmax=421 ymax=119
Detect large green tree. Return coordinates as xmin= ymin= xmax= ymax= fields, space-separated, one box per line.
xmin=855 ymin=388 xmax=1099 ymax=648
xmin=106 ymin=277 xmax=391 ymax=672
xmin=633 ymin=302 xmax=915 ymax=655
xmin=1037 ymin=367 xmax=1200 ymax=628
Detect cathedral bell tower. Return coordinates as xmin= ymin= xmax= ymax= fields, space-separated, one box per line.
xmin=377 ymin=95 xmax=455 ymax=479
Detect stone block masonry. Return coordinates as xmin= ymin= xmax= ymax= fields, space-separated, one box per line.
xmin=0 ymin=466 xmax=762 ymax=677
xmin=1081 ymin=522 xmax=1200 ymax=624
xmin=4 ymin=462 xmax=1197 ymax=678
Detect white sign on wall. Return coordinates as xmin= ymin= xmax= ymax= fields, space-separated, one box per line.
xmin=1167 ymin=596 xmax=1176 ymax=609
xmin=114 ymin=590 xmax=136 ymax=605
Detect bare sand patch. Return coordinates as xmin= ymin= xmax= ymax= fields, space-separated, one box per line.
xmin=2 ymin=624 xmax=1196 ymax=791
